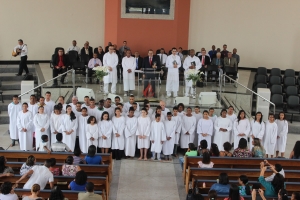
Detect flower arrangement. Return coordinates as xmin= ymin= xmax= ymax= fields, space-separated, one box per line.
xmin=93 ymin=66 xmax=109 ymax=80
xmin=186 ymin=69 xmax=204 ymax=85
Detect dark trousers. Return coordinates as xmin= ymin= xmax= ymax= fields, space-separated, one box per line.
xmin=88 ymin=68 xmax=94 ymax=83
xmin=18 ymin=55 xmax=29 ymax=75
xmin=112 ymin=149 xmax=124 ymax=160
xmin=53 ymin=67 xmax=67 ymax=84
xmin=117 ymin=65 xmax=123 ymax=79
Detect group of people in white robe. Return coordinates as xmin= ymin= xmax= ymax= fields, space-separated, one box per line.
xmin=8 ymin=92 xmax=289 ymax=159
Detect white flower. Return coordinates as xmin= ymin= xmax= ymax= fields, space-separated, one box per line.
xmin=93 ymin=66 xmax=109 ymax=72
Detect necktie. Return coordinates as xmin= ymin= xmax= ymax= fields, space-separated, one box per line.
xmin=94 ymin=59 xmax=96 ymax=65
xmin=160 ymin=55 xmax=163 ymax=65
xmin=229 ymin=59 xmax=231 ymax=65
xmin=136 ymin=58 xmax=138 ymax=70
xmin=202 ymin=56 xmax=205 ymax=65
xmin=217 ymin=59 xmax=219 ymax=65
xmin=149 ymin=57 xmax=152 ymax=65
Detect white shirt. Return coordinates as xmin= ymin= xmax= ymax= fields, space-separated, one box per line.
xmin=183 ymin=55 xmax=201 ymax=71
xmin=67 ymin=45 xmax=81 ymax=55
xmin=14 ymin=44 xmax=28 ymax=57
xmin=88 ymin=58 xmax=102 ymax=69
xmin=23 ymin=165 xmax=54 ymax=190
xmin=157 ymin=53 xmax=168 ymax=65
xmin=0 ymin=193 xmax=18 ymax=200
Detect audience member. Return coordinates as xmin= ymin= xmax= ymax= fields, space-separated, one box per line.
xmin=81 ymin=42 xmax=93 ymax=60
xmin=209 ymin=173 xmax=230 ymax=195
xmin=68 ymin=170 xmax=88 ymax=191
xmin=85 ymin=145 xmax=103 ymax=165
xmin=49 ymin=158 xmax=60 ymax=176
xmin=210 ymin=52 xmax=223 ymax=85
xmin=37 ymin=135 xmax=51 ymax=153
xmin=224 ymin=184 xmax=244 ymax=200
xmin=224 ymin=52 xmax=238 ymax=81
xmin=199 ymin=49 xmax=210 ymax=72
xmin=119 ymin=40 xmax=130 ymax=57
xmin=238 ymin=175 xmax=251 ymax=196
xmin=62 ymin=156 xmax=81 ymax=176
xmin=232 ymin=48 xmax=240 ymax=66
xmin=48 ymin=186 xmax=68 ymax=200
xmin=208 ymin=45 xmax=217 ymax=60
xmin=0 ymin=156 xmax=14 ymax=175
xmin=221 ymin=44 xmax=228 ymax=58
xmin=208 ymin=190 xmax=217 ymax=200
xmin=87 ymin=53 xmax=102 ymax=84
xmin=179 ymin=143 xmax=197 ymax=170
xmin=292 ymin=192 xmax=300 ymax=200
xmin=264 ymin=160 xmax=285 ymax=182
xmin=73 ymin=148 xmax=85 ymax=164
xmin=78 ymin=182 xmax=103 ymax=200
xmin=104 ymin=42 xmax=112 ymax=53
xmin=233 ymin=138 xmax=252 ymax=158
xmin=51 ymin=133 xmax=72 ymax=152
xmin=67 ymin=40 xmax=80 ymax=55
xmin=219 ymin=142 xmax=233 ymax=157
xmin=134 ymin=51 xmax=143 ymax=72
xmin=52 ymin=49 xmax=70 ymax=86
xmin=0 ymin=181 xmax=18 ymax=200
xmin=198 ymin=140 xmax=209 ymax=156
xmin=210 ymin=143 xmax=220 ymax=157
xmin=22 ymin=184 xmax=42 ymax=200
xmin=20 ymin=155 xmax=35 ymax=175
xmin=94 ymin=46 xmax=105 ymax=63
xmin=252 ymin=138 xmax=266 ymax=158
xmin=198 ymin=152 xmax=214 ymax=168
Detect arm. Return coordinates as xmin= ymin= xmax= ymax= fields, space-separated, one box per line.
xmin=144 ymin=118 xmax=151 ymax=137
xmin=257 ymin=122 xmax=265 ymax=140
xmin=244 ymin=119 xmax=251 ymax=137
xmin=183 ymin=57 xmax=190 ymax=70
xmin=233 ymin=120 xmax=239 ymax=135
xmin=16 ymin=170 xmax=33 ymax=184
xmin=290 ymin=150 xmax=294 ymax=159
xmin=43 ymin=115 xmax=50 ymax=130
xmin=208 ymin=120 xmax=213 ymax=136
xmin=33 ymin=115 xmax=42 ymax=130
xmin=17 ymin=114 xmax=23 ymax=132
xmin=279 ymin=121 xmax=288 ymax=137
xmin=197 ymin=119 xmax=202 ymax=135
xmin=227 ymin=119 xmax=233 ymax=132
xmin=88 ymin=59 xmax=93 ymax=68
xmin=188 ymin=118 xmax=196 ymax=134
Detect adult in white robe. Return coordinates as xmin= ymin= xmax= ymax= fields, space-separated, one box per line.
xmin=213 ymin=110 xmax=232 ymax=151
xmin=162 ymin=119 xmax=176 ymax=156
xmin=150 ymin=120 xmax=166 ymax=153
xmin=227 ymin=110 xmax=237 ymax=143
xmin=136 ymin=115 xmax=151 ymax=149
xmin=17 ymin=106 xmax=33 ymax=151
xmin=197 ymin=118 xmax=214 ymax=149
xmin=172 ymin=115 xmax=182 ymax=145
xmin=103 ymin=106 xmax=115 ymax=120
xmin=87 ymin=106 xmax=102 ymax=122
xmin=33 ymin=107 xmax=50 ymax=147
xmin=166 ymin=50 xmax=181 ymax=97
xmin=122 ymin=52 xmax=136 ymax=94
xmin=8 ymin=101 xmax=22 ymax=141
xmin=98 ymin=118 xmax=113 ymax=150
xmin=250 ymin=120 xmax=265 ymax=150
xmin=192 ymin=111 xmax=203 ymax=146
xmin=86 ymin=123 xmax=99 ymax=151
xmin=183 ymin=50 xmax=201 ymax=97
xmin=275 ymin=118 xmax=288 ymax=154
xmin=28 ymin=103 xmax=38 ymax=115
xmin=159 ymin=101 xmax=170 ymax=117
xmin=103 ymin=49 xmax=119 ymax=94
xmin=151 ymin=112 xmax=165 ymax=122
xmin=50 ymin=109 xmax=62 ymax=144
xmin=60 ymin=107 xmax=78 ymax=151
xmin=124 ymin=115 xmax=138 ymax=157
xmin=112 ymin=116 xmax=125 ymax=150
xmin=45 ymin=99 xmax=55 ymax=114
xmin=77 ymin=114 xmax=89 ymax=153
xmin=180 ymin=111 xmax=196 ymax=149
xmin=263 ymin=120 xmax=278 ymax=157
xmin=233 ymin=118 xmax=251 ymax=149
xmin=124 ymin=100 xmax=140 ymax=114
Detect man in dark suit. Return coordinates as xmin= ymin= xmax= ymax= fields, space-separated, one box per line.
xmin=134 ymin=51 xmax=143 ymax=74
xmin=224 ymin=52 xmax=238 ymax=86
xmin=198 ymin=50 xmax=210 ymax=70
xmin=211 ymin=52 xmax=224 ymax=85
xmin=52 ymin=49 xmax=70 ymax=86
xmin=142 ymin=49 xmax=161 ymax=97
xmin=81 ymin=42 xmax=93 ymax=60
xmin=93 ymin=46 xmax=105 ymax=63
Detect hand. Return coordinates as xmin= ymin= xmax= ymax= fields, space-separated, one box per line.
xmin=6 ymin=173 xmax=14 ymax=177
xmin=21 ymin=128 xmax=25 ymax=132
xmin=151 ymin=140 xmax=154 ymax=144
xmin=186 ymin=132 xmax=189 ymax=135
xmin=116 ymin=133 xmax=120 ymax=137
xmin=223 ymin=129 xmax=227 ymax=132
xmin=189 ymin=66 xmax=195 ymax=69
xmin=47 ymin=150 xmax=51 ymax=154
xmin=252 ymin=189 xmax=256 ymax=197
xmin=260 ymin=161 xmax=265 ymax=169
xmin=258 ymin=189 xmax=265 ymax=198
xmin=55 ymin=66 xmax=60 ymax=69
xmin=167 ymin=137 xmax=171 ymax=140
xmin=24 ymin=129 xmax=27 ymax=132
xmin=91 ymin=137 xmax=94 ymax=141
xmin=94 ymin=64 xmax=100 ymax=67
xmin=161 ymin=141 xmax=164 ymax=144
xmin=251 ymin=135 xmax=254 ymax=139
xmin=108 ymin=66 xmax=112 ymax=71
xmin=62 ymin=66 xmax=66 ymax=69
xmin=204 ymin=65 xmax=207 ymax=68
xmin=277 ymin=136 xmax=280 ymax=139
xmin=219 ymin=128 xmax=223 ymax=132
xmin=152 ymin=65 xmax=157 ymax=69
xmin=54 ymin=131 xmax=58 ymax=134
xmin=16 ymin=49 xmax=21 ymax=53
xmin=41 ymin=128 xmax=45 ymax=132
xmin=128 ymin=69 xmax=132 ymax=73
xmin=142 ymin=74 xmax=145 ymax=79
xmin=143 ymin=135 xmax=147 ymax=139
xmin=138 ymin=135 xmax=143 ymax=139
xmin=173 ymin=64 xmax=178 ymax=68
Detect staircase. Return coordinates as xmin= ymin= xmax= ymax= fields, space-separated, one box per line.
xmin=0 ymin=65 xmax=37 ymax=124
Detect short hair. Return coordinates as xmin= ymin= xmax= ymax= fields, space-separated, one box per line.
xmin=26 ymin=155 xmax=35 ymax=166
xmin=123 ymin=40 xmax=127 ymax=43
xmin=81 ymin=107 xmax=87 ymax=111
xmin=172 ymin=47 xmax=177 ymax=51
xmin=218 ymin=172 xmax=229 ymax=185
xmin=58 ymin=96 xmax=64 ymax=100
xmin=115 ymin=96 xmax=120 ymax=100
xmin=39 ymin=96 xmax=45 ymax=100
xmin=195 ymin=106 xmax=200 ymax=109
xmin=65 ymin=156 xmax=74 ymax=165
xmin=200 ymin=140 xmax=208 ymax=149
xmin=209 ymin=107 xmax=214 ymax=111
xmin=45 ymin=91 xmax=51 ymax=95
xmin=223 ymin=44 xmax=227 ymax=47
xmin=30 ymin=94 xmax=36 ymax=98
xmin=238 ymin=138 xmax=248 ymax=149
xmin=228 ymin=106 xmax=234 ymax=110
xmin=117 ymin=103 xmax=123 ymax=107
xmin=45 ymin=159 xmax=52 ymax=168
xmin=76 ymin=102 xmax=82 ymax=105
xmin=203 ymin=110 xmax=209 ymax=115
xmin=90 ymin=97 xmax=95 ymax=102
xmin=275 ymin=164 xmax=283 ymax=173
xmin=13 ymin=95 xmax=19 ymax=99
xmin=223 ymin=142 xmax=232 ymax=152
xmin=1 ymin=181 xmax=13 ymax=195
xmin=56 ymin=133 xmax=63 ymax=141
xmin=22 ymin=102 xmax=28 ymax=107
xmin=188 ymin=143 xmax=195 ymax=150
xmin=75 ymin=170 xmax=87 ymax=185
xmin=167 ymin=112 xmax=172 ymax=116
xmin=106 ymin=98 xmax=111 ymax=101
xmin=88 ymin=145 xmax=96 ymax=157
xmin=99 ymin=99 xmax=105 ymax=104
xmin=18 ymin=39 xmax=23 ymax=43
xmin=41 ymin=134 xmax=48 ymax=142
xmin=156 ymin=106 xmax=162 ymax=110
xmin=86 ymin=182 xmax=95 ymax=192
xmin=173 ymin=106 xmax=178 ymax=111
xmin=148 ymin=49 xmax=153 ymax=52
xmin=155 ymin=114 xmax=161 ymax=118
xmin=31 ymin=184 xmax=40 ymax=193
xmin=74 ymin=148 xmax=81 ymax=157
xmin=129 ymin=107 xmax=134 ymax=112
xmin=177 ymin=103 xmax=185 ymax=109
xmin=49 ymin=158 xmax=56 ymax=167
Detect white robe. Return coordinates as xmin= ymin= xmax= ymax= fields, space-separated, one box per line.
xmin=8 ymin=102 xmax=22 ymax=140
xmin=103 ymin=106 xmax=115 ymax=120
xmin=28 ymin=103 xmax=38 ymax=115
xmin=122 ymin=56 xmax=136 ymax=91
xmin=60 ymin=114 xmax=78 ymax=151
xmin=180 ymin=115 xmax=196 ymax=149
xmin=147 ymin=108 xmax=154 ymax=116
xmin=172 ymin=115 xmax=182 ymax=145
xmin=250 ymin=120 xmax=265 ymax=150
xmin=275 ymin=119 xmax=288 ymax=152
xmin=162 ymin=120 xmax=176 ymax=155
xmin=17 ymin=111 xmax=33 ymax=150
xmin=103 ymin=52 xmax=119 ymax=93
xmin=151 ymin=113 xmax=165 ymax=122
xmin=150 ymin=121 xmax=166 ymax=153
xmin=161 ymin=108 xmax=170 ymax=117
xmin=36 ymin=104 xmax=51 ymax=118
xmin=33 ymin=113 xmax=50 ymax=146
xmin=87 ymin=106 xmax=102 ymax=122
xmin=166 ymin=54 xmax=181 ymax=92
xmin=209 ymin=115 xmax=218 ymax=123
xmin=197 ymin=118 xmax=214 ymax=149
xmin=86 ymin=124 xmax=99 ymax=150
xmin=263 ymin=121 xmax=278 ymax=155
xmin=192 ymin=112 xmax=203 ymax=146
xmin=98 ymin=120 xmax=113 ymax=148
xmin=213 ymin=117 xmax=232 ymax=151
xmin=136 ymin=116 xmax=151 ymax=149
xmin=77 ymin=115 xmax=90 ymax=153
xmin=233 ymin=119 xmax=251 ymax=149
xmin=60 ymin=104 xmax=67 ymax=114
xmin=68 ymin=103 xmax=77 ymax=111
xmin=183 ymin=55 xmax=201 ymax=88
xmin=50 ymin=113 xmax=62 ymax=144
xmin=124 ymin=102 xmax=140 ymax=114
xmin=124 ymin=116 xmax=138 ymax=156
xmin=45 ymin=99 xmax=55 ymax=114
xmin=227 ymin=113 xmax=237 ymax=143
xmin=112 ymin=116 xmax=125 ymax=150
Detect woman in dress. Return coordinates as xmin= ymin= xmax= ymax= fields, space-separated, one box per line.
xmin=86 ymin=116 xmax=99 ymax=152
xmin=112 ymin=107 xmax=125 ymax=160
xmin=98 ymin=111 xmax=113 ymax=154
xmin=33 ymin=106 xmax=50 ymax=147
xmin=275 ymin=112 xmax=288 ymax=158
xmin=197 ymin=110 xmax=213 ymax=149
xmin=250 ymin=112 xmax=265 ymax=150
xmin=136 ymin=108 xmax=151 ymax=160
xmin=233 ymin=110 xmax=250 ymax=149
xmin=60 ymin=105 xmax=78 ymax=151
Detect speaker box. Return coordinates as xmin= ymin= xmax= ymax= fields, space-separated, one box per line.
xmin=199 ymin=92 xmax=217 ymax=105
xmin=76 ymin=88 xmax=95 ymax=102
xmin=107 ymin=93 xmax=123 ymax=103
xmin=174 ymin=97 xmax=189 ymax=105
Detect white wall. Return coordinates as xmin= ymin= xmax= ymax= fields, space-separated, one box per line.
xmin=189 ymin=0 xmax=300 ymax=70
xmin=0 ymin=0 xmax=105 ymax=60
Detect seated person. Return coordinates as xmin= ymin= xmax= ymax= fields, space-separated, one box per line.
xmin=87 ymin=53 xmax=102 ymax=84
xmin=78 ymin=182 xmax=103 ymax=200
xmin=37 ymin=135 xmax=51 ymax=153
xmin=263 ymin=160 xmax=285 ymax=181
xmin=198 ymin=152 xmax=214 ymax=168
xmin=289 ymin=141 xmax=300 ymax=159
xmin=73 ymin=148 xmax=86 ymax=165
xmin=223 ymin=52 xmax=238 ymax=84
xmin=210 ymin=52 xmax=224 ymax=84
xmin=48 ymin=186 xmax=66 ymax=200
xmin=233 ymin=138 xmax=252 ymax=158
xmin=22 ymin=184 xmax=41 ymax=200
xmin=80 ymin=42 xmax=93 ymax=60
xmin=224 ymin=184 xmax=244 ymax=200
xmin=68 ymin=170 xmax=88 ymax=191
xmin=51 ymin=133 xmax=72 ymax=152
xmin=85 ymin=145 xmax=103 ymax=165
xmin=179 ymin=143 xmax=197 ymax=170
xmin=209 ymin=143 xmax=220 ymax=157
xmin=198 ymin=139 xmax=209 ymax=156
xmin=0 ymin=181 xmax=18 ymax=200
xmin=49 ymin=158 xmax=60 ymax=176
xmin=52 ymin=49 xmax=70 ymax=86
xmin=238 ymin=175 xmax=251 ymax=196
xmin=0 ymin=156 xmax=14 ymax=175
xmin=94 ymin=46 xmax=105 ymax=63
xmin=62 ymin=156 xmax=81 ymax=176
xmin=219 ymin=142 xmax=233 ymax=157
xmin=209 ymin=173 xmax=231 ymax=195
xmin=20 ymin=155 xmax=36 ymax=175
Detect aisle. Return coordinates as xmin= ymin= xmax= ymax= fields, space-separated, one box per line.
xmin=115 ymin=159 xmax=180 ymax=200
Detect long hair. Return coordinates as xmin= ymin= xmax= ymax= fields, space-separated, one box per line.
xmin=0 ymin=156 xmax=7 ymax=173
xmin=210 ymin=143 xmax=220 ymax=156
xmin=239 ymin=175 xmax=251 ymax=195
xmin=271 ymin=173 xmax=285 ymax=194
xmin=237 ymin=110 xmax=245 ymax=124
xmin=279 ymin=189 xmax=288 ymax=200
xmin=293 ymin=141 xmax=300 ymax=159
xmin=228 ymin=184 xmax=240 ymax=200
xmin=49 ymin=186 xmax=64 ymax=200
xmin=66 ymin=105 xmax=76 ymax=121
xmin=253 ymin=138 xmax=263 ymax=148
xmin=202 ymin=152 xmax=211 ymax=164
xmin=87 ymin=145 xmax=96 ymax=157
xmin=277 ymin=112 xmax=286 ymax=121
xmin=254 ymin=112 xmax=263 ymax=124
xmin=101 ymin=111 xmax=109 ymax=121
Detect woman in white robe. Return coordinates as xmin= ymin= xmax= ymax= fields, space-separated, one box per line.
xmin=8 ymin=99 xmax=22 ymax=144
xmin=112 ymin=108 xmax=125 ymax=160
xmin=162 ymin=114 xmax=176 ymax=159
xmin=151 ymin=108 xmax=165 ymax=122
xmin=124 ymin=109 xmax=138 ymax=157
xmin=77 ymin=107 xmax=89 ymax=153
xmin=98 ymin=111 xmax=113 ymax=153
xmin=250 ymin=112 xmax=265 ymax=150
xmin=180 ymin=108 xmax=196 ymax=149
xmin=233 ymin=110 xmax=251 ymax=149
xmin=275 ymin=112 xmax=288 ymax=157
xmin=33 ymin=106 xmax=50 ymax=147
xmin=263 ymin=114 xmax=278 ymax=158
xmin=192 ymin=107 xmax=203 ymax=146
xmin=213 ymin=109 xmax=232 ymax=151
xmin=17 ymin=103 xmax=33 ymax=151
xmin=150 ymin=114 xmax=166 ymax=160
xmin=136 ymin=108 xmax=151 ymax=160
xmin=86 ymin=116 xmax=99 ymax=151
xmin=197 ymin=111 xmax=213 ymax=149
xmin=60 ymin=105 xmax=78 ymax=151
xmin=50 ymin=105 xmax=62 ymax=144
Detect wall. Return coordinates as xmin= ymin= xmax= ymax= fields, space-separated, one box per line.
xmin=189 ymin=0 xmax=300 ymax=70
xmin=105 ymin=0 xmax=190 ymax=57
xmin=0 ymin=0 xmax=105 ymax=60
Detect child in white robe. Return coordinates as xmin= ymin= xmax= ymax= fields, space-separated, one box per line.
xmin=227 ymin=106 xmax=237 ymax=144
xmin=50 ymin=105 xmax=62 ymax=145
xmin=233 ymin=110 xmax=250 ymax=149
xmin=177 ymin=103 xmax=186 ymax=118
xmin=136 ymin=108 xmax=151 ymax=160
xmin=86 ymin=116 xmax=99 ymax=151
xmin=192 ymin=106 xmax=203 ymax=146
xmin=125 ymin=107 xmax=138 ymax=158
xmin=163 ymin=112 xmax=176 ymax=161
xmin=98 ymin=111 xmax=113 ymax=153
xmin=250 ymin=112 xmax=265 ymax=150
xmin=112 ymin=107 xmax=125 ymax=160
xmin=197 ymin=110 xmax=213 ymax=149
xmin=151 ymin=106 xmax=165 ymax=122
xmin=150 ymin=114 xmax=166 ymax=161
xmin=172 ymin=106 xmax=182 ymax=157
xmin=275 ymin=112 xmax=288 ymax=157
xmin=8 ymin=95 xmax=22 ymax=146
xmin=17 ymin=103 xmax=33 ymax=151
xmin=77 ymin=108 xmax=89 ymax=153
xmin=180 ymin=107 xmax=196 ymax=150
xmin=132 ymin=102 xmax=140 ymax=118
xmin=263 ymin=114 xmax=278 ymax=158
xmin=33 ymin=106 xmax=50 ymax=147
xmin=213 ymin=109 xmax=232 ymax=151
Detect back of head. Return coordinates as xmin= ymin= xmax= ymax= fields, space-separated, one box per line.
xmin=239 ymin=175 xmax=250 ymax=195
xmin=44 ymin=159 xmax=52 ymax=168
xmin=26 ymin=155 xmax=35 ymax=166
xmin=271 ymin=173 xmax=285 ymax=193
xmin=200 ymin=140 xmax=208 ymax=149
xmin=202 ymin=152 xmax=211 ymax=164
xmin=75 ymin=170 xmax=87 ymax=185
xmin=219 ymin=173 xmax=229 ymax=185
xmin=31 ymin=184 xmax=40 ymax=193
xmin=210 ymin=143 xmax=220 ymax=156
xmin=228 ymin=184 xmax=240 ymax=200
xmin=41 ymin=134 xmax=48 ymax=142
xmin=238 ymin=138 xmax=247 ymax=149
xmin=188 ymin=143 xmax=195 ymax=150
xmin=49 ymin=186 xmax=64 ymax=200
xmin=223 ymin=142 xmax=232 ymax=152
xmin=292 ymin=192 xmax=300 ymax=200
xmin=56 ymin=133 xmax=63 ymax=141
xmin=0 ymin=181 xmax=12 ymax=195
xmin=293 ymin=141 xmax=300 ymax=159
xmin=86 ymin=182 xmax=94 ymax=192
xmin=74 ymin=148 xmax=81 ymax=157
xmin=208 ymin=190 xmax=217 ymax=200
xmin=279 ymin=189 xmax=288 ymax=200
xmin=275 ymin=164 xmax=283 ymax=172
xmin=88 ymin=145 xmax=96 ymax=157
xmin=50 ymin=158 xmax=56 ymax=167
xmin=65 ymin=156 xmax=74 ymax=165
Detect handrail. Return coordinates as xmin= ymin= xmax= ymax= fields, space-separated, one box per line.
xmin=220 ymin=74 xmax=276 ymax=114
xmin=18 ymin=69 xmax=75 ymax=98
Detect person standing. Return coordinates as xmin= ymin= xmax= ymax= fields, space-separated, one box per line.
xmin=122 ymin=50 xmax=136 ymax=96
xmin=77 ymin=107 xmax=89 ymax=153
xmin=17 ymin=103 xmax=33 ymax=151
xmin=197 ymin=110 xmax=213 ymax=149
xmin=180 ymin=107 xmax=196 ymax=151
xmin=233 ymin=110 xmax=250 ymax=149
xmin=14 ymin=39 xmax=29 ymax=76
xmin=8 ymin=95 xmax=22 ymax=146
xmin=33 ymin=106 xmax=50 ymax=147
xmin=50 ymin=105 xmax=62 ymax=145
xmin=214 ymin=109 xmax=232 ymax=151
xmin=119 ymin=40 xmax=130 ymax=57
xmin=264 ymin=114 xmax=278 ymax=158
xmin=275 ymin=112 xmax=288 ymax=157
xmin=250 ymin=112 xmax=265 ymax=150
xmin=112 ymin=108 xmax=125 ymax=160
xmin=124 ymin=108 xmax=138 ymax=158
xmin=136 ymin=108 xmax=151 ymax=160
xmin=60 ymin=105 xmax=78 ymax=151
xmin=163 ymin=112 xmax=176 ymax=160
xmin=103 ymin=45 xmax=119 ymax=94
xmin=98 ymin=111 xmax=113 ymax=153
xmin=166 ymin=47 xmax=181 ymax=98
xmin=150 ymin=114 xmax=166 ymax=161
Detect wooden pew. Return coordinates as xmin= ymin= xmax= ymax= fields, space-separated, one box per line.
xmin=14 ymin=189 xmax=104 ymax=200
xmin=183 ymin=156 xmax=300 ymax=182
xmin=0 ymin=175 xmax=109 ymax=200
xmin=185 ymin=167 xmax=300 ymax=193
xmin=199 ymin=194 xmax=280 ymax=200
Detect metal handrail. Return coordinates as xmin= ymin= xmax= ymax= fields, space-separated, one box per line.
xmin=220 ymin=74 xmax=276 ymax=114
xmin=18 ymin=69 xmax=75 ymax=98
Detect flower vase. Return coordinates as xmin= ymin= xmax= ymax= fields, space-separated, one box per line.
xmin=192 ymin=80 xmax=197 ymax=99
xmin=98 ymin=77 xmax=104 ymax=93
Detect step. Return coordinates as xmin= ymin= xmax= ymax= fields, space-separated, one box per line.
xmin=2 ymin=90 xmax=21 ymax=100
xmin=0 ymin=111 xmax=9 ymax=124
xmin=0 ymin=73 xmax=37 ymax=81
xmin=2 ymin=81 xmax=37 ymax=91
xmin=0 ymin=65 xmax=35 ymax=73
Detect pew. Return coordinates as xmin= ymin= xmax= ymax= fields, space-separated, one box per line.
xmin=198 ymin=194 xmax=280 ymax=200
xmin=14 ymin=188 xmax=104 ymax=200
xmin=183 ymin=156 xmax=300 ymax=182
xmin=185 ymin=167 xmax=300 ymax=193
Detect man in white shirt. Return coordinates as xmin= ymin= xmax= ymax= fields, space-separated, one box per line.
xmin=14 ymin=39 xmax=29 ymax=76
xmin=45 ymin=91 xmax=55 ymax=114
xmin=103 ymin=45 xmax=119 ymax=94
xmin=183 ymin=49 xmax=201 ymax=98
xmin=69 ymin=96 xmax=78 ymax=111
xmin=122 ymin=50 xmax=135 ymax=96
xmin=159 ymin=100 xmax=170 ymax=116
xmin=88 ymin=53 xmax=102 ymax=84
xmin=67 ymin=40 xmax=81 ymax=55
xmin=157 ymin=48 xmax=168 ymax=80
xmin=16 ymin=159 xmax=54 ymax=190
xmin=166 ymin=47 xmax=181 ymax=98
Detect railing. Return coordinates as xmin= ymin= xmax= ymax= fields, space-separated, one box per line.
xmin=220 ymin=74 xmax=276 ymax=115
xmin=18 ymin=69 xmax=76 ymax=98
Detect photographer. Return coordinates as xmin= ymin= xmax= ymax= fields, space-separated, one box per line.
xmin=263 ymin=160 xmax=285 ymax=181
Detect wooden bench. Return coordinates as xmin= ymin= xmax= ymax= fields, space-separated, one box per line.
xmin=199 ymin=194 xmax=279 ymax=200
xmin=14 ymin=188 xmax=104 ymax=200
xmin=0 ymin=175 xmax=109 ymax=200
xmin=183 ymin=156 xmax=300 ymax=182
xmin=185 ymin=167 xmax=300 ymax=193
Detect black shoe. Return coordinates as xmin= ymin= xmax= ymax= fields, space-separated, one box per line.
xmin=15 ymin=74 xmax=21 ymax=76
